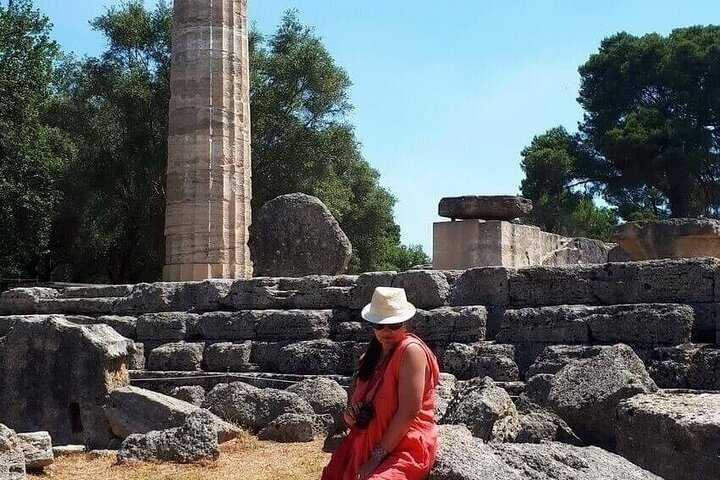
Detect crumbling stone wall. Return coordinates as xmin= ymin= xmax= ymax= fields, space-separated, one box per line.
xmin=0 ymin=259 xmax=718 ymax=392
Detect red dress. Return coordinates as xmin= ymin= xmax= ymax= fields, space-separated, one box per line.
xmin=321 ymin=333 xmax=441 ymax=480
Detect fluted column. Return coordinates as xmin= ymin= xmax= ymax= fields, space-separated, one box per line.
xmin=164 ymin=0 xmax=252 ymax=281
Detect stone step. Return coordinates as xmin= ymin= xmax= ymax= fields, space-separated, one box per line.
xmin=497 ymin=304 xmax=694 ymax=346
xmin=450 ymin=258 xmax=720 ymax=308
xmin=129 ymin=370 xmax=351 ymax=396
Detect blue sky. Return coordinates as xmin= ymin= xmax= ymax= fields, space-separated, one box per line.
xmin=35 ymin=0 xmax=720 ymax=254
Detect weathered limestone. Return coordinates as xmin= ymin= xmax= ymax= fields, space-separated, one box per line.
xmin=442 ymin=343 xmax=519 ymax=381
xmin=546 ymin=344 xmax=658 ymax=449
xmin=257 ymin=413 xmax=315 ymax=443
xmin=433 ymin=220 xmax=612 ymax=270
xmin=0 ymin=424 xmax=26 ymax=480
xmin=497 ymin=304 xmax=693 ymax=345
xmin=201 ymin=381 xmax=314 ymax=432
xmin=614 ymin=218 xmax=720 ymax=260
xmin=438 ymin=196 xmax=533 ymax=221
xmin=117 ymin=409 xmax=219 ymax=464
xmin=164 ymin=0 xmax=252 ymax=281
xmin=16 ymin=432 xmax=53 ymax=471
xmin=103 ymin=386 xmax=239 ymax=443
xmin=617 ymin=392 xmax=720 ymax=480
xmin=429 ymin=425 xmax=662 ymax=480
xmin=441 ymin=377 xmax=520 ymax=442
xmin=0 ymin=318 xmax=130 ymax=448
xmin=148 ymin=342 xmax=205 ymax=371
xmin=249 ymin=193 xmax=352 ymax=277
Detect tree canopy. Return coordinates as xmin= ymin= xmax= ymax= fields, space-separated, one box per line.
xmin=0 ymin=0 xmax=61 ymax=280
xmin=521 ymin=26 xmax=720 ymax=236
xmin=0 ymin=1 xmax=427 ymax=282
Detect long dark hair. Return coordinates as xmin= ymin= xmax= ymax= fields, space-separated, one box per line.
xmin=357 ymin=336 xmax=383 ymax=381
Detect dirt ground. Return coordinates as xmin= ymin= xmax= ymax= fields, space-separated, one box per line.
xmin=28 ymin=435 xmax=330 ymax=480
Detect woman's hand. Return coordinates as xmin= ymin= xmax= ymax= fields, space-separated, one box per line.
xmin=356 ymin=457 xmax=381 ymax=479
xmin=343 ymin=403 xmax=360 ymax=428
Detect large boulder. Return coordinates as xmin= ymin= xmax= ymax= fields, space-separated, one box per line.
xmin=16 ymin=432 xmax=53 ymax=471
xmin=201 ymin=381 xmax=314 ymax=432
xmin=0 ymin=424 xmax=25 ymax=480
xmin=438 ymin=195 xmax=532 ymax=221
xmin=0 ymin=317 xmax=130 ymax=449
xmin=104 ymin=386 xmax=239 ymax=443
xmin=614 ymin=218 xmax=720 ymax=260
xmin=286 ymin=377 xmax=347 ymax=418
xmin=249 ymin=193 xmax=352 ymax=276
xmin=392 ymin=270 xmax=450 ymax=309
xmin=441 ymin=376 xmax=520 ymax=442
xmin=617 ymin=392 xmax=720 ymax=480
xmin=428 ymin=425 xmax=661 ymax=480
xmin=117 ymin=409 xmax=219 ymax=464
xmin=546 ymin=344 xmax=657 ymax=449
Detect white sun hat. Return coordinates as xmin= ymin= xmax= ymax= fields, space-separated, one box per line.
xmin=361 ymin=287 xmax=417 ymax=324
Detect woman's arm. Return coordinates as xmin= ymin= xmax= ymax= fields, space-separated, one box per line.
xmin=377 ymin=342 xmax=427 ymax=452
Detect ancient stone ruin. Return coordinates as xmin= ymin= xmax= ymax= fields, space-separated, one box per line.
xmin=0 ymin=257 xmax=718 ymax=478
xmin=433 ymin=195 xmax=615 ymax=269
xmin=163 ymin=0 xmax=252 ymax=281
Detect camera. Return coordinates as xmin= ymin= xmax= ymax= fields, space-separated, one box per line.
xmin=354 ymin=402 xmax=375 ymax=430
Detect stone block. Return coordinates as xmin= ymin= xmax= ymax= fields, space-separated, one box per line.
xmin=222 ymin=276 xmax=356 ymax=310
xmin=196 ymin=311 xmax=256 ymax=340
xmin=16 ymin=431 xmax=53 ymax=471
xmin=448 ymin=267 xmax=511 ymax=307
xmin=441 ymin=342 xmax=519 ymax=381
xmin=617 ymin=392 xmax=720 ymax=480
xmin=136 ymin=312 xmax=200 ymax=342
xmin=438 ymin=195 xmax=532 ymax=221
xmin=498 ymin=306 xmax=590 ymax=343
xmin=204 ymin=341 xmax=253 ymax=372
xmin=0 ymin=424 xmax=26 ymax=480
xmin=254 ymin=310 xmax=331 ymax=341
xmin=508 ymin=262 xmax=639 ymax=308
xmin=0 ymin=287 xmax=58 ymax=315
xmin=60 ymin=285 xmax=133 ymax=298
xmin=249 ymin=342 xmax=284 ymax=371
xmin=412 ymin=307 xmax=486 ymax=343
xmin=587 ymin=304 xmax=693 ymax=345
xmin=277 ymin=340 xmax=356 ymax=375
xmin=104 ymin=386 xmax=239 ymax=444
xmin=348 ymin=271 xmax=396 ymax=310
xmin=392 ymin=270 xmax=450 ymax=309
xmin=147 ymin=342 xmax=205 ymax=371
xmin=0 ymin=317 xmax=129 ymax=449
xmin=97 ymin=315 xmax=137 ymax=339
xmin=527 ymin=345 xmax=607 ymax=377
xmin=614 ymin=218 xmax=720 ymax=260
xmin=546 ymin=344 xmax=657 ymax=450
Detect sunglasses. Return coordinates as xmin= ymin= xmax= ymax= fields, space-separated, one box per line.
xmin=372 ymin=322 xmax=404 ymax=331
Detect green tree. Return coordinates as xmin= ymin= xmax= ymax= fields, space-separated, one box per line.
xmin=520 ymin=127 xmax=618 ymax=241
xmin=49 ymin=4 xmax=425 ymax=281
xmin=251 ymin=12 xmax=427 ymax=272
xmin=578 ymin=27 xmax=720 ymax=218
xmin=47 ymin=1 xmax=171 ymax=282
xmin=0 ymin=0 xmax=62 ymax=279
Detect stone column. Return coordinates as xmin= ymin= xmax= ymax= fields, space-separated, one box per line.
xmin=164 ymin=0 xmax=252 ymax=281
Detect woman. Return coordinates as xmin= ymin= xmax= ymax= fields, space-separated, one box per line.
xmin=322 ymin=286 xmax=441 ymax=480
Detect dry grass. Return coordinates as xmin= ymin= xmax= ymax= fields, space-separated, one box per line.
xmin=29 ymin=435 xmax=330 ymax=480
